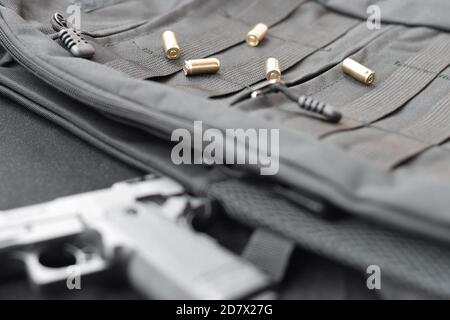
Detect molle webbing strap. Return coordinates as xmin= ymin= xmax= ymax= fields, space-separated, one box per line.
xmin=242 ymin=229 xmax=295 ymax=283
xmin=351 ymin=92 xmax=450 ymax=168
xmin=208 ymin=179 xmax=450 ymax=299
xmin=340 ymin=35 xmax=450 ymax=122
xmin=235 ymin=0 xmax=305 ymax=26
xmin=0 ymin=0 xmax=19 ymax=11
xmin=104 ymin=0 xmax=307 ymax=79
xmin=285 ymin=34 xmax=450 ymax=138
xmin=169 ymin=19 xmax=359 ymax=97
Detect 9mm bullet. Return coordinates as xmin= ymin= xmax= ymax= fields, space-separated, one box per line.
xmin=246 ymin=23 xmax=269 ymax=47
xmin=266 ymin=58 xmax=281 ymax=81
xmin=342 ymin=58 xmax=376 ymax=85
xmin=162 ymin=30 xmax=181 ymax=60
xmin=183 ymin=58 xmax=221 ymax=76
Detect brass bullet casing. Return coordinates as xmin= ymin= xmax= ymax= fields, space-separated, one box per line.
xmin=183 ymin=58 xmax=221 ymax=76
xmin=246 ymin=23 xmax=268 ymax=47
xmin=265 ymin=57 xmax=281 ymax=80
xmin=342 ymin=58 xmax=376 ymax=85
xmin=162 ymin=30 xmax=181 ymax=60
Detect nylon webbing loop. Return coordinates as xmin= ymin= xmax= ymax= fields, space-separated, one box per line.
xmin=167 ymin=19 xmax=359 ymax=97
xmin=208 ymin=179 xmax=450 ymax=298
xmin=341 ymin=34 xmax=450 ymax=122
xmin=0 ymin=0 xmax=19 ymax=11
xmin=104 ymin=0 xmax=307 ymax=79
xmin=284 ymin=34 xmax=450 ymax=138
xmin=351 ymin=92 xmax=450 ymax=168
xmin=104 ymin=58 xmax=154 ymax=79
xmin=234 ymin=0 xmax=304 ymax=26
xmin=242 ymin=228 xmax=295 ymax=283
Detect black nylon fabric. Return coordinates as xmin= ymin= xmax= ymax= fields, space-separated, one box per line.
xmin=0 ymin=92 xmax=143 ymax=210
xmin=0 ymin=57 xmax=443 ymax=298
xmin=163 ymin=2 xmax=360 ymax=97
xmin=0 ymin=87 xmax=383 ymax=300
xmin=98 ymin=0 xmax=306 ymax=79
xmin=242 ymin=229 xmax=295 ymax=283
xmin=208 ymin=179 xmax=450 ymax=299
xmin=266 ymin=29 xmax=450 ymax=137
xmin=0 ymin=61 xmax=221 ymax=193
xmin=349 ymin=90 xmax=450 ymax=168
xmin=1 ymin=0 xmax=450 ymax=300
xmin=318 ymin=0 xmax=450 ymax=33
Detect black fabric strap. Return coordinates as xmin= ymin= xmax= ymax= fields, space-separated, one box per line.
xmin=167 ymin=19 xmax=359 ymax=97
xmin=341 ymin=34 xmax=450 ymax=123
xmin=103 ymin=0 xmax=307 ymax=79
xmin=0 ymin=0 xmax=19 ymax=11
xmin=208 ymin=179 xmax=450 ymax=298
xmin=242 ymin=228 xmax=295 ymax=283
xmin=284 ymin=34 xmax=450 ymax=138
xmin=351 ymin=92 xmax=450 ymax=168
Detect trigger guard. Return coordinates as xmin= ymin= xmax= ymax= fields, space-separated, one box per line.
xmin=21 ymin=246 xmax=109 ymax=287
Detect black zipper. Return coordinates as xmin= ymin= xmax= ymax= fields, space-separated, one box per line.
xmin=0 ymin=12 xmax=333 ymax=214
xmin=0 ymin=15 xmax=188 ymax=138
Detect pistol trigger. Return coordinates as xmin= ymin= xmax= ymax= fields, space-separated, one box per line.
xmin=65 ymin=244 xmax=87 ymax=264
xmin=65 ymin=244 xmax=104 ymax=267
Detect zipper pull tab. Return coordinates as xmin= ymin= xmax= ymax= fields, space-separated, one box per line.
xmin=58 ymin=28 xmax=96 ymax=59
xmin=51 ymin=13 xmax=96 ymax=59
xmin=236 ymin=80 xmax=342 ymax=123
xmin=296 ymin=95 xmax=342 ymax=123
xmin=51 ymin=13 xmax=68 ymax=32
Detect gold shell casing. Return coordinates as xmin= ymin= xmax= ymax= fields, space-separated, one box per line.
xmin=183 ymin=58 xmax=221 ymax=76
xmin=265 ymin=57 xmax=281 ymax=81
xmin=162 ymin=30 xmax=181 ymax=60
xmin=342 ymin=58 xmax=375 ymax=85
xmin=246 ymin=23 xmax=269 ymax=47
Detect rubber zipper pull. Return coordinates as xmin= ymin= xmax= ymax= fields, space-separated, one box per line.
xmin=51 ymin=13 xmax=95 ymax=59
xmin=241 ymin=80 xmax=342 ymax=123
xmin=58 ymin=28 xmax=96 ymax=59
xmin=51 ymin=13 xmax=68 ymax=32
xmin=297 ymin=95 xmax=342 ymax=123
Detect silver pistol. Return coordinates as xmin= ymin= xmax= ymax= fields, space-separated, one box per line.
xmin=0 ymin=176 xmax=271 ymax=299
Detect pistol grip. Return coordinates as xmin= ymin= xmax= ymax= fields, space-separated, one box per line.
xmin=109 ymin=205 xmax=271 ymax=299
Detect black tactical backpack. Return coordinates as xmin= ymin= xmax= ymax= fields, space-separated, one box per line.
xmin=0 ymin=0 xmax=450 ymax=299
